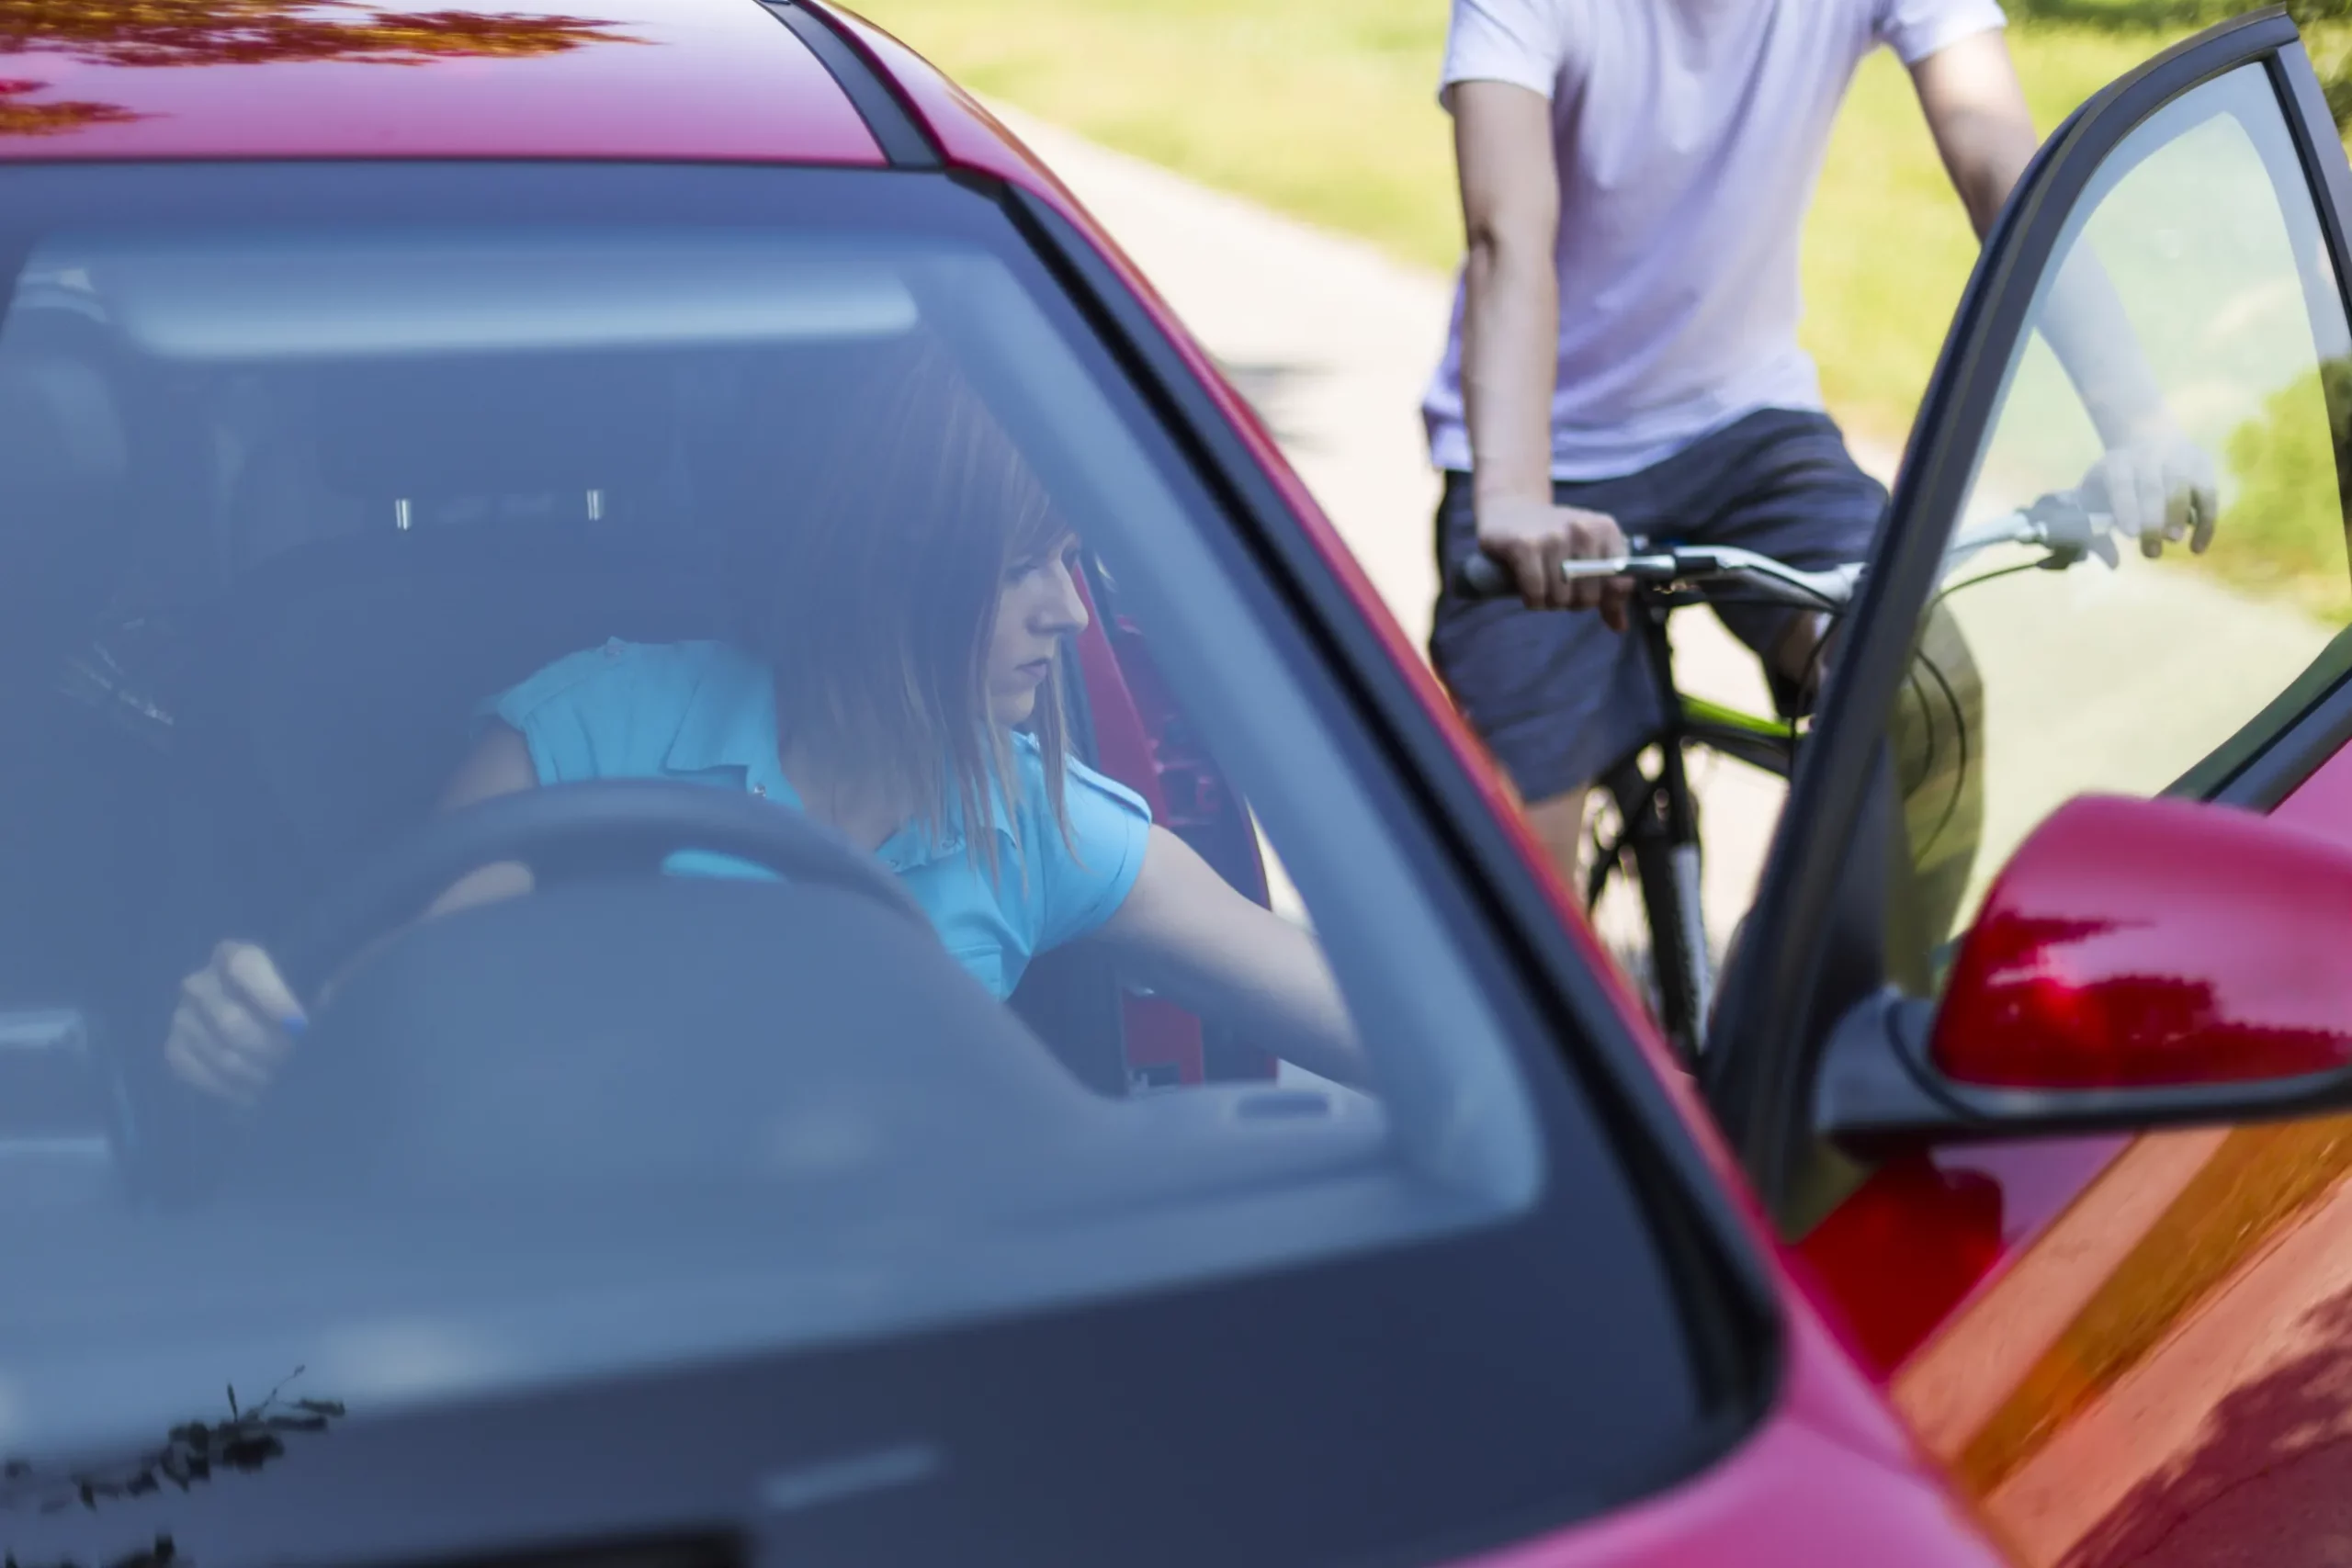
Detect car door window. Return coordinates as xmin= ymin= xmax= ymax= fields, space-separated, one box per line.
xmin=1891 ymin=61 xmax=2352 ymax=969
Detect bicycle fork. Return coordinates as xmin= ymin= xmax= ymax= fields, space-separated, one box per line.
xmin=1601 ymin=599 xmax=1713 ymax=1064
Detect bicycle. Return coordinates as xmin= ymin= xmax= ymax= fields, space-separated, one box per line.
xmin=1455 ymin=490 xmax=2120 ymax=1066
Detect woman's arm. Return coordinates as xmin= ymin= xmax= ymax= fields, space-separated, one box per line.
xmin=421 ymin=721 xmax=538 ymax=916
xmin=1091 ymin=826 xmax=1369 ymax=1089
xmin=164 ymin=724 xmax=539 ymax=1100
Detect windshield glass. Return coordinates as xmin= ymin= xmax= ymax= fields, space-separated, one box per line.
xmin=0 ymin=164 xmax=1712 ymax=1564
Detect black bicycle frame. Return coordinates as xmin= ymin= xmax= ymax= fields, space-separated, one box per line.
xmin=1591 ymin=588 xmax=1711 ymax=1065
xmin=1592 ymin=578 xmax=1819 ymax=1065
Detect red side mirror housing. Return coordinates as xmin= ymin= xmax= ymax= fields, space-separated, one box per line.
xmin=1814 ymin=795 xmax=2352 ymax=1152
xmin=1933 ymin=795 xmax=2352 ymax=1090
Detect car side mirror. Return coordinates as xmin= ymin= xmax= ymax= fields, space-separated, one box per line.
xmin=1815 ymin=794 xmax=2352 ymax=1147
xmin=0 ymin=1008 xmax=127 ymax=1208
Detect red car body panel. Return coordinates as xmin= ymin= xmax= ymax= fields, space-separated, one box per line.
xmin=1789 ymin=789 xmax=2352 ymax=1384
xmin=1473 ymin=1303 xmax=2007 ymax=1568
xmin=1796 ymin=753 xmax=2352 ymax=1380
xmin=0 ymin=0 xmax=882 ymax=164
xmin=0 ymin=4 xmax=2021 ymax=1562
xmin=1931 ymin=796 xmax=2352 ymax=1090
xmin=1817 ymin=747 xmax=2352 ymax=1567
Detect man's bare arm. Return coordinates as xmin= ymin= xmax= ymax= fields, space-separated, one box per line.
xmin=1913 ymin=31 xmax=2215 ymax=550
xmin=1912 ymin=31 xmax=2040 ymax=240
xmin=1451 ymin=79 xmax=1630 ymax=621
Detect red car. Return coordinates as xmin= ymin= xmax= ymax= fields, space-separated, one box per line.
xmin=1 ymin=6 xmax=2349 ymax=1567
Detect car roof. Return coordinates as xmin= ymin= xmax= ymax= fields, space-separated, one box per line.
xmin=0 ymin=0 xmax=882 ymax=163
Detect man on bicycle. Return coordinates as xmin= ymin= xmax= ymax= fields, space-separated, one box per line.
xmin=1428 ymin=0 xmax=2215 ymax=888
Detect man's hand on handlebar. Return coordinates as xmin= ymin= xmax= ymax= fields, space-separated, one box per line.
xmin=1476 ymin=492 xmax=1634 ymax=630
xmin=2083 ymin=418 xmax=2219 ymax=559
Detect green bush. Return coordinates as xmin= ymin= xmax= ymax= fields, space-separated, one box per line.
xmin=2210 ymin=360 xmax=2352 ymax=616
xmin=2013 ymin=0 xmax=2352 ymax=123
xmin=2278 ymin=2 xmax=2352 ymax=125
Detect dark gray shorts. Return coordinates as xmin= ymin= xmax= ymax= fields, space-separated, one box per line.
xmin=1430 ymin=408 xmax=1886 ymax=804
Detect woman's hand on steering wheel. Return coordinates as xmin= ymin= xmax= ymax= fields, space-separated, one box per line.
xmin=163 ymin=778 xmax=923 ymax=1105
xmin=164 ymin=938 xmax=307 ymax=1105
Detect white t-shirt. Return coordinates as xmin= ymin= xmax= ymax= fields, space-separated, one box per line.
xmin=1423 ymin=0 xmax=2007 ymax=481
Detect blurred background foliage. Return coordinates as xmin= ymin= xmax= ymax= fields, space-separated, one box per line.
xmin=855 ymin=0 xmax=2351 ymax=610
xmin=2015 ymin=1 xmax=2352 ymax=118
xmin=854 ymin=0 xmax=2330 ymax=450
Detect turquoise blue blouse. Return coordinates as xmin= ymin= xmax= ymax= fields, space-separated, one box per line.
xmin=483 ymin=639 xmax=1153 ymax=999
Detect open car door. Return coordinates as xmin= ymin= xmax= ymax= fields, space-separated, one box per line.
xmin=1705 ymin=13 xmax=2352 ymax=1564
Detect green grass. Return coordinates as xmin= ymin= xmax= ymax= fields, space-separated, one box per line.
xmin=850 ymin=0 xmax=1457 ymax=274
xmin=2214 ymin=362 xmax=2352 ymax=615
xmin=1804 ymin=29 xmax=2178 ymax=446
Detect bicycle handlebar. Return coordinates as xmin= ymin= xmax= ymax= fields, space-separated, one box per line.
xmin=1451 ymin=488 xmax=2118 ymax=608
xmin=1453 ymin=545 xmax=1860 ymax=607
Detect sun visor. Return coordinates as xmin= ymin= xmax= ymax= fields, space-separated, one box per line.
xmin=55 ymin=231 xmax=920 ymax=361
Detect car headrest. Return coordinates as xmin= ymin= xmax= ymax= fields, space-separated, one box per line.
xmin=0 ymin=352 xmax=126 ymax=488
xmin=0 ymin=324 xmax=130 ymax=668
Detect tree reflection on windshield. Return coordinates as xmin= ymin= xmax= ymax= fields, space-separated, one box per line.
xmin=2 ymin=1368 xmax=344 ymax=1567
xmin=0 ymin=1 xmax=640 ymax=68
xmin=0 ymin=74 xmax=140 ymax=133
xmin=0 ymin=0 xmax=642 ymax=135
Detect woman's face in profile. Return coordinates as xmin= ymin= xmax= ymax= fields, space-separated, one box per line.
xmin=985 ymin=533 xmax=1088 ymax=728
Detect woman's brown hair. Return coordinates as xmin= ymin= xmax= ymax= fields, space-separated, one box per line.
xmin=736 ymin=336 xmax=1075 ymax=881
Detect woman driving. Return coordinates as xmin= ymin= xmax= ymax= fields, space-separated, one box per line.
xmin=164 ymin=342 xmax=1364 ymax=1102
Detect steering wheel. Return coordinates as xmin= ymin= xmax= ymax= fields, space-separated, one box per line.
xmin=273 ymin=780 xmax=927 ymax=1004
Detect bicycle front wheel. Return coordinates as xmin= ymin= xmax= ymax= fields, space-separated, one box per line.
xmin=1585 ymin=718 xmax=1789 ymax=1063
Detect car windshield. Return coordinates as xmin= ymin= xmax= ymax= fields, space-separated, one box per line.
xmin=0 ymin=164 xmax=1720 ymax=1565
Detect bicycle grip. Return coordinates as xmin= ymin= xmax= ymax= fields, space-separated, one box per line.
xmin=1453 ymin=552 xmax=1514 ymax=600
xmin=1454 ymin=551 xmax=1646 ymax=600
